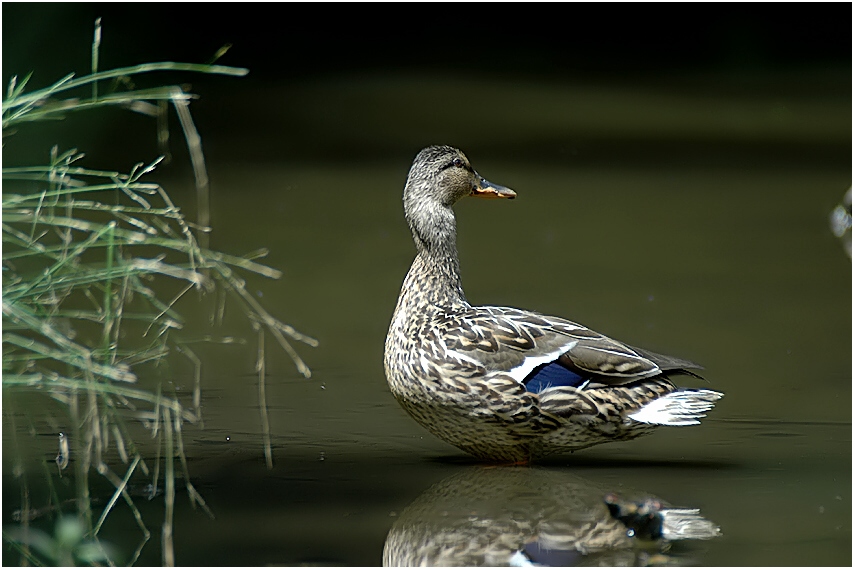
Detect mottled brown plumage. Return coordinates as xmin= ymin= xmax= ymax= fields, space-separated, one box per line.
xmin=384 ymin=145 xmax=722 ymax=462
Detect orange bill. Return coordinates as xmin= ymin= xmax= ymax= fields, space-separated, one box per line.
xmin=470 ymin=177 xmax=516 ymax=199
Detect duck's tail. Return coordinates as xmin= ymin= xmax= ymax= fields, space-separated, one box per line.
xmin=627 ymin=389 xmax=723 ymax=426
xmin=660 ymin=507 xmax=722 ymax=540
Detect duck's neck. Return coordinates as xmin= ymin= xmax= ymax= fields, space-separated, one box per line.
xmin=403 ymin=203 xmax=468 ymax=308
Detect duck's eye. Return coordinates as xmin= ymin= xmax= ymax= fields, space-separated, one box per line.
xmin=441 ymin=157 xmax=467 ymax=172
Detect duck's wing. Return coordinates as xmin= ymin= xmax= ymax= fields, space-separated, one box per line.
xmin=433 ymin=306 xmax=699 ymax=389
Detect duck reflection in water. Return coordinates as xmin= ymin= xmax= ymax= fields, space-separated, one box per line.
xmin=383 ymin=467 xmax=720 ymax=567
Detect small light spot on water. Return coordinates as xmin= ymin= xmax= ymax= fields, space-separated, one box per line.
xmin=226 ymin=436 xmax=230 ymax=442
xmin=256 ymin=290 xmax=263 ymax=298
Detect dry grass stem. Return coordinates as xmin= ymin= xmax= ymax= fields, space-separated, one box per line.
xmin=3 ymin=28 xmax=313 ymax=565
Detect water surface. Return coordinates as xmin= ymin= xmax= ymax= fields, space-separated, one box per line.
xmin=3 ymin=72 xmax=851 ymax=566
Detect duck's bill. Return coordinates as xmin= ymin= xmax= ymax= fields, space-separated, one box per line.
xmin=471 ymin=177 xmax=516 ymax=199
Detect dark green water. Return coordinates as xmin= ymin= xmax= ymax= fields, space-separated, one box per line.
xmin=3 ymin=71 xmax=851 ymax=565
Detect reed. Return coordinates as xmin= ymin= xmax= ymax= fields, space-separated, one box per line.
xmin=2 ymin=20 xmax=316 ymax=565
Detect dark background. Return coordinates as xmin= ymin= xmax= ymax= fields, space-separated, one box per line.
xmin=5 ymin=4 xmax=851 ymax=83
xmin=3 ymin=3 xmax=852 ymax=167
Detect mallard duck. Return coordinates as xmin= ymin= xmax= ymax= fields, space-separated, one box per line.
xmin=384 ymin=145 xmax=723 ymax=462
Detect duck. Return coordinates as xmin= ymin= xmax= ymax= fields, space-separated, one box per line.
xmin=383 ymin=145 xmax=723 ymax=462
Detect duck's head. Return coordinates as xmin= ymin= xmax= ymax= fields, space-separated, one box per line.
xmin=403 ymin=145 xmax=515 ymax=256
xmin=404 ymin=145 xmax=516 ymax=209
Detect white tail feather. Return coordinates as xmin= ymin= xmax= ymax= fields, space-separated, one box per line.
xmin=661 ymin=508 xmax=722 ymax=540
xmin=628 ymin=389 xmax=723 ymax=426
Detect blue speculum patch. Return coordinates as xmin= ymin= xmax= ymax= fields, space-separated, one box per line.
xmin=523 ymin=361 xmax=588 ymax=393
